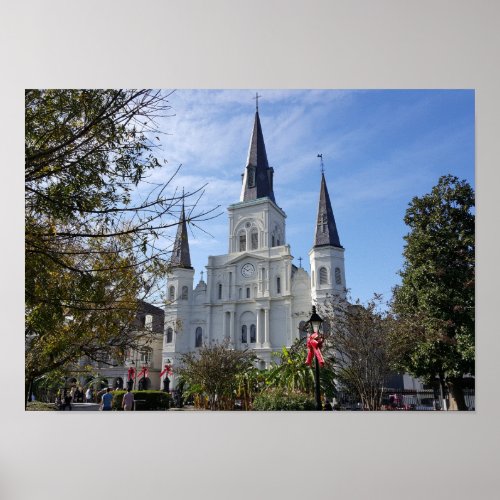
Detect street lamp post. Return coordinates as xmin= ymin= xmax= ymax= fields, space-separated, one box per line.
xmin=306 ymin=305 xmax=324 ymax=411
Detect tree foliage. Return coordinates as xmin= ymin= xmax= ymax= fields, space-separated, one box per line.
xmin=177 ymin=342 xmax=257 ymax=410
xmin=25 ymin=89 xmax=218 ymax=391
xmin=265 ymin=340 xmax=335 ymax=399
xmin=252 ymin=388 xmax=315 ymax=411
xmin=391 ymin=175 xmax=475 ymax=409
xmin=320 ymin=294 xmax=397 ymax=410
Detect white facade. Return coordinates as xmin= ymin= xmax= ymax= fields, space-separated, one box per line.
xmin=162 ymin=110 xmax=346 ymax=386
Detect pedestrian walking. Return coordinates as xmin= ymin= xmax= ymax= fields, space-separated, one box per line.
xmin=85 ymin=387 xmax=93 ymax=403
xmin=55 ymin=392 xmax=63 ymax=410
xmin=63 ymin=390 xmax=72 ymax=411
xmin=122 ymin=388 xmax=135 ymax=411
xmin=100 ymin=388 xmax=113 ymax=411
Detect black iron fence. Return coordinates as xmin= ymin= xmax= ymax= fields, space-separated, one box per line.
xmin=336 ymin=387 xmax=475 ymax=411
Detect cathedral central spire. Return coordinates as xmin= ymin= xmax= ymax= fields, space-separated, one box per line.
xmin=170 ymin=201 xmax=192 ymax=269
xmin=240 ymin=106 xmax=276 ymax=203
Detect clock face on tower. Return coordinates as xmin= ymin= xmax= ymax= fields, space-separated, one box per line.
xmin=241 ymin=263 xmax=255 ymax=278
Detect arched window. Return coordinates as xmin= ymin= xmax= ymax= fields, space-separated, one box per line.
xmin=241 ymin=325 xmax=247 ymax=343
xmin=276 ymin=276 xmax=281 ymax=294
xmin=319 ymin=267 xmax=328 ymax=285
xmin=181 ymin=286 xmax=188 ymax=300
xmin=276 ymin=239 xmax=280 ymax=246
xmin=250 ymin=324 xmax=256 ymax=343
xmin=114 ymin=377 xmax=124 ymax=390
xmin=299 ymin=320 xmax=307 ymax=340
xmin=251 ymin=228 xmax=258 ymax=250
xmin=166 ymin=327 xmax=173 ymax=343
xmin=138 ymin=377 xmax=151 ymax=390
xmin=312 ymin=270 xmax=315 ymax=287
xmin=239 ymin=232 xmax=246 ymax=252
xmin=246 ymin=287 xmax=250 ymax=299
xmin=335 ymin=267 xmax=342 ymax=285
xmin=218 ymin=283 xmax=223 ymax=300
xmin=195 ymin=327 xmax=202 ymax=347
xmin=169 ymin=286 xmax=175 ymax=301
xmin=271 ymin=235 xmax=275 ymax=247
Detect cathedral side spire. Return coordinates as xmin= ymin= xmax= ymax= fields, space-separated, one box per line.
xmin=240 ymin=105 xmax=276 ymax=203
xmin=313 ymin=172 xmax=342 ymax=248
xmin=170 ymin=201 xmax=192 ymax=269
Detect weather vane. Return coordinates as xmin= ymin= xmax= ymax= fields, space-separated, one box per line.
xmin=253 ymin=92 xmax=262 ymax=112
xmin=317 ymin=153 xmax=324 ymax=174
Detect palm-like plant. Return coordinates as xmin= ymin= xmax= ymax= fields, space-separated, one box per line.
xmin=265 ymin=340 xmax=336 ymax=398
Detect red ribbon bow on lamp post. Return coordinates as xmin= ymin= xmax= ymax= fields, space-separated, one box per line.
xmin=127 ymin=367 xmax=136 ymax=381
xmin=137 ymin=366 xmax=149 ymax=379
xmin=305 ymin=332 xmax=325 ymax=367
xmin=159 ymin=364 xmax=173 ymax=378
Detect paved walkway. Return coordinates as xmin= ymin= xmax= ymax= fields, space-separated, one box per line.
xmin=64 ymin=403 xmax=101 ymax=411
xmin=58 ymin=403 xmax=207 ymax=411
xmin=67 ymin=403 xmax=201 ymax=411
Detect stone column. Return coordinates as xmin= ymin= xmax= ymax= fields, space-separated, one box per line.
xmin=222 ymin=310 xmax=227 ymax=341
xmin=263 ymin=308 xmax=270 ymax=347
xmin=229 ymin=311 xmax=235 ymax=346
xmin=256 ymin=308 xmax=262 ymax=346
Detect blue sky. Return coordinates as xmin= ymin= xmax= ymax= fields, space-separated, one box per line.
xmin=150 ymin=89 xmax=474 ymax=304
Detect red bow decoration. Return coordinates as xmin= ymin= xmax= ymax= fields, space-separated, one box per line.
xmin=137 ymin=366 xmax=149 ymax=379
xmin=305 ymin=332 xmax=325 ymax=367
xmin=160 ymin=364 xmax=173 ymax=378
xmin=127 ymin=367 xmax=136 ymax=381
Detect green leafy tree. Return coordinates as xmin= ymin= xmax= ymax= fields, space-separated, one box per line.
xmin=392 ymin=175 xmax=475 ymax=410
xmin=177 ymin=342 xmax=256 ymax=410
xmin=25 ymin=90 xmax=218 ymax=402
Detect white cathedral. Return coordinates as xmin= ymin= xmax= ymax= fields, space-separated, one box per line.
xmin=162 ymin=106 xmax=346 ymax=384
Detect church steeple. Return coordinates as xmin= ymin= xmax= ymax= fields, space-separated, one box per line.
xmin=240 ymin=109 xmax=276 ymax=203
xmin=314 ymin=172 xmax=342 ymax=248
xmin=170 ymin=202 xmax=192 ymax=269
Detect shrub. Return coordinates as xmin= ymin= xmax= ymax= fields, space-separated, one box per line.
xmin=26 ymin=402 xmax=57 ymax=411
xmin=111 ymin=390 xmax=170 ymax=411
xmin=252 ymin=388 xmax=315 ymax=411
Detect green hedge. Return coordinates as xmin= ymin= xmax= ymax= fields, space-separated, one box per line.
xmin=111 ymin=390 xmax=170 ymax=411
xmin=252 ymin=388 xmax=316 ymax=411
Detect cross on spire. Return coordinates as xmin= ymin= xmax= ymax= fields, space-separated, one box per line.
xmin=298 ymin=257 xmax=303 ymax=268
xmin=253 ymin=92 xmax=262 ymax=112
xmin=200 ymin=270 xmax=204 ymax=281
xmin=317 ymin=153 xmax=324 ymax=174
